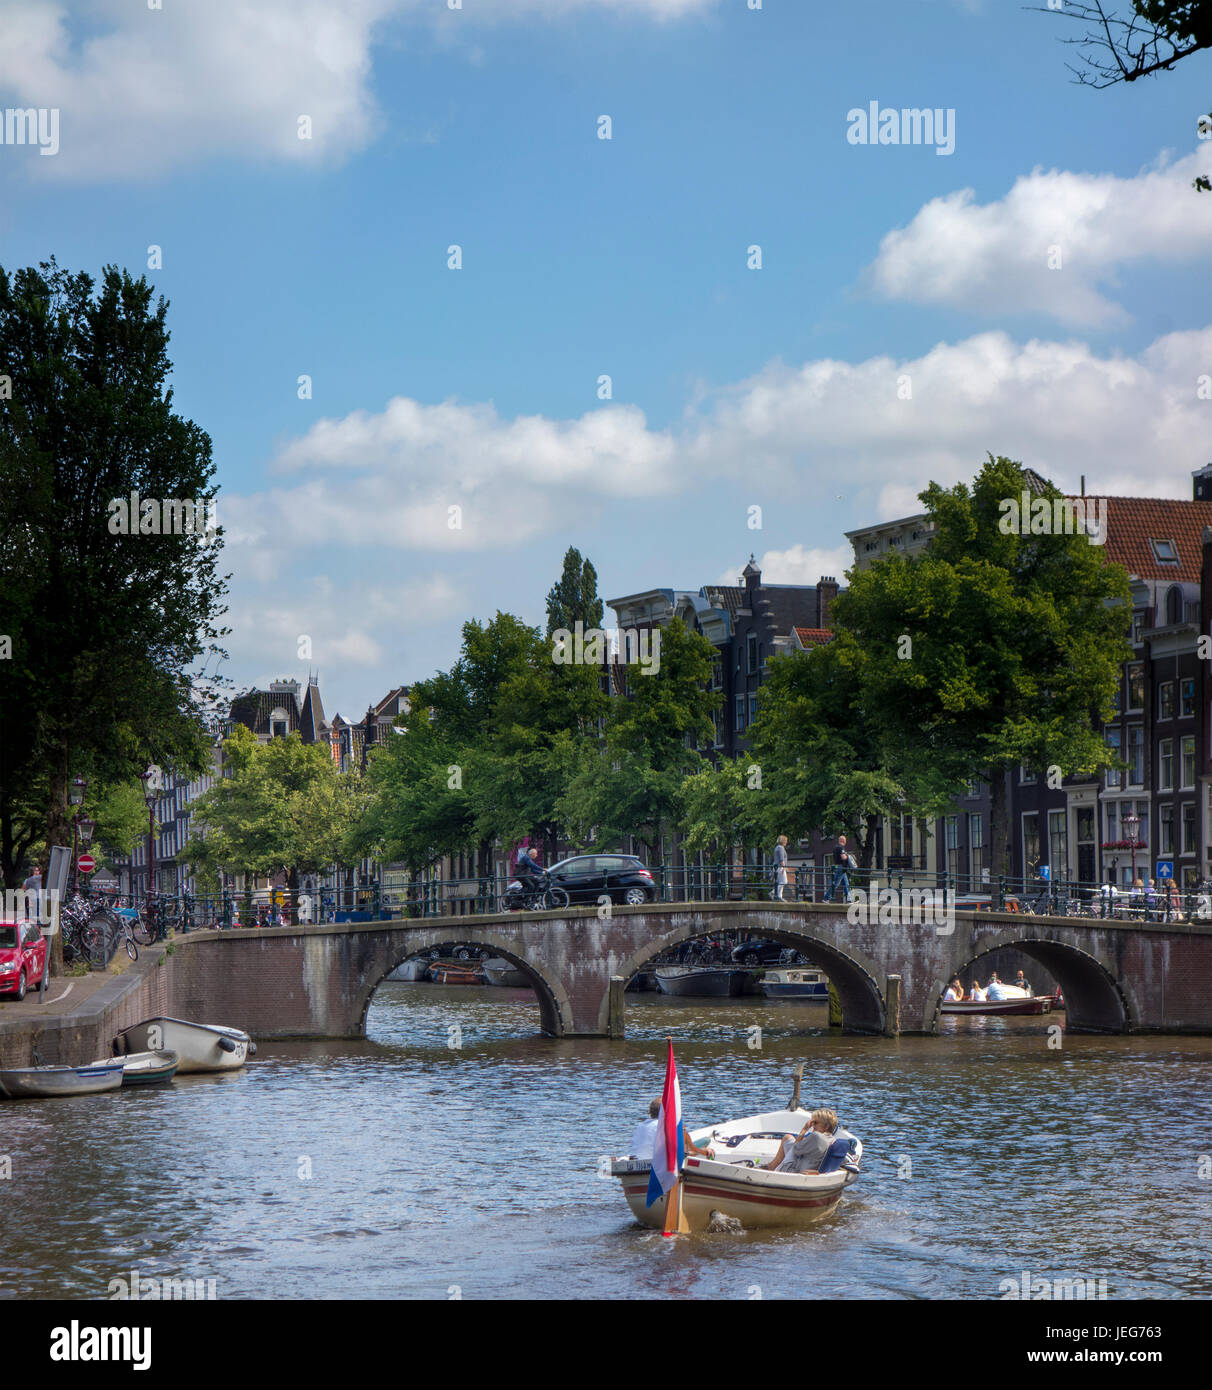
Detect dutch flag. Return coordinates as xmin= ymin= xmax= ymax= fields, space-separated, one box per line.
xmin=645 ymin=1038 xmax=684 ymax=1208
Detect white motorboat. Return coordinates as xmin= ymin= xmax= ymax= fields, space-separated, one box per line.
xmin=941 ymin=985 xmax=1054 ymax=1017
xmin=611 ymin=1105 xmax=861 ymax=1232
xmin=114 ymin=1017 xmax=255 ymax=1074
xmin=0 ymin=1059 xmax=126 ymax=1100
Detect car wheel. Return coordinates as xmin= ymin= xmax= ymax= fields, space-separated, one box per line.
xmin=14 ymin=969 xmax=26 ymax=1001
xmin=742 ymin=952 xmax=759 ymax=966
xmin=456 ymin=947 xmax=470 ymax=960
xmin=624 ymin=887 xmax=647 ymax=906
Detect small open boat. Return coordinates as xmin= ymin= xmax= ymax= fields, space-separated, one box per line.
xmin=427 ymin=961 xmax=485 ymax=985
xmin=481 ymin=958 xmax=531 ymax=988
xmin=941 ymin=987 xmax=1054 ymax=1017
xmin=114 ymin=1017 xmax=254 ymax=1073
xmin=761 ymin=967 xmax=829 ymax=999
xmin=111 ymin=1050 xmax=180 ymax=1086
xmin=0 ymin=1059 xmax=125 ymax=1100
xmin=655 ymin=966 xmax=745 ymax=997
xmin=386 ymin=958 xmax=430 ymax=981
xmin=611 ymin=1103 xmax=861 ymax=1232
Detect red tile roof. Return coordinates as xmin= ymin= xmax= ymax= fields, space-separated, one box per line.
xmin=794 ymin=627 xmax=834 ymax=648
xmin=1091 ymin=496 xmax=1212 ymax=583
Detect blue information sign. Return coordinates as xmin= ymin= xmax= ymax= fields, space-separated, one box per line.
xmin=1155 ymin=860 xmax=1174 ymax=880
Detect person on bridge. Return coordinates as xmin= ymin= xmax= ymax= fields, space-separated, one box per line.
xmin=629 ymin=1098 xmax=714 ymax=1161
xmin=830 ymin=836 xmax=852 ymax=902
xmin=773 ymin=834 xmax=789 ymax=901
xmin=516 ymin=845 xmax=544 ymax=889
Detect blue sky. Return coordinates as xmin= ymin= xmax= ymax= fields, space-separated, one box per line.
xmin=2 ymin=0 xmax=1209 ymax=716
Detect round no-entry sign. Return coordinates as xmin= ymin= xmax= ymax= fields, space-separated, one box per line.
xmin=77 ymin=854 xmax=96 ymax=874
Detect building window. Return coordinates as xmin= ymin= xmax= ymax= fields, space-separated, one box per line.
xmin=1159 ymin=804 xmax=1175 ymax=857
xmin=746 ymin=633 xmax=758 ymax=673
xmin=710 ymin=659 xmax=722 ymax=690
xmin=1131 ymin=612 xmax=1144 ymax=646
xmin=1181 ymin=679 xmax=1196 ymax=718
xmin=735 ymin=695 xmax=745 ymax=732
xmin=1165 ymin=585 xmax=1184 ymax=625
xmin=1048 ymin=809 xmax=1069 ymax=881
xmin=1182 ymin=735 xmax=1196 ymax=790
xmin=965 ymin=777 xmax=980 ymax=797
xmin=1127 ymin=726 xmax=1144 ymax=786
xmin=1105 ymin=728 xmax=1121 ymax=789
xmin=1023 ymin=812 xmax=1040 ymax=877
xmin=1159 ymin=738 xmax=1174 ymax=791
xmin=748 ymin=694 xmax=759 ymax=726
xmin=1182 ymin=801 xmax=1197 ymax=856
xmin=944 ymin=815 xmax=959 ymax=881
xmin=1019 ymin=764 xmax=1037 ymax=784
xmin=968 ymin=813 xmax=984 ymax=885
xmin=1126 ymin=664 xmax=1145 ymax=712
xmin=1150 ymin=538 xmax=1179 ymax=565
xmin=1159 ymin=682 xmax=1175 ymax=720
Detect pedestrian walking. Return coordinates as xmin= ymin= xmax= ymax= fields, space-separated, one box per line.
xmin=830 ymin=835 xmax=853 ymax=902
xmin=772 ymin=834 xmax=789 ymax=902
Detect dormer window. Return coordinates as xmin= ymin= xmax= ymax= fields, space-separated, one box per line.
xmin=1150 ymin=538 xmax=1179 ymax=565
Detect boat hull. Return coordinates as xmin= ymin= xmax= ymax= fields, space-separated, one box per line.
xmin=613 ymin=1157 xmax=848 ymax=1231
xmin=114 ymin=1017 xmax=253 ymax=1073
xmin=427 ymin=963 xmax=485 ymax=985
xmin=655 ymin=967 xmax=745 ymax=997
xmin=386 ymin=959 xmax=430 ymax=981
xmin=116 ymin=1050 xmax=180 ymax=1086
xmin=481 ymin=960 xmax=531 ymax=988
xmin=941 ymin=996 xmax=1053 ymax=1017
xmin=0 ymin=1061 xmax=125 ymax=1099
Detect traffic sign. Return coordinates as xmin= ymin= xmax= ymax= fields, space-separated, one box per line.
xmin=1155 ymin=860 xmax=1174 ymax=880
xmin=77 ymin=854 xmax=96 ymax=874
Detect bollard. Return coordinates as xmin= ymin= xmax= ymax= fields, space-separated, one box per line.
xmin=884 ymin=974 xmax=902 ymax=1037
xmin=608 ymin=975 xmax=626 ymax=1039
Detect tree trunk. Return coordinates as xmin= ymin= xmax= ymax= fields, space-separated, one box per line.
xmin=288 ymin=864 xmax=299 ymax=925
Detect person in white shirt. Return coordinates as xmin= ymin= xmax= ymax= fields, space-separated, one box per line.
xmin=986 ymin=972 xmax=1009 ymax=1001
xmin=943 ymin=982 xmax=961 ymax=1002
xmin=629 ymin=1098 xmax=714 ymax=1160
xmin=968 ymin=979 xmax=986 ymax=1002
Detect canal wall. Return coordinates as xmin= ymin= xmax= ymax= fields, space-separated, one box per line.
xmin=0 ymin=947 xmax=176 ymax=1069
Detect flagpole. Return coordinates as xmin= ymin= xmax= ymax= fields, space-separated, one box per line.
xmin=660 ymin=1035 xmax=689 ymax=1236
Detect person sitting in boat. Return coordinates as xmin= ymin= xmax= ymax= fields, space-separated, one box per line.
xmin=763 ymin=1109 xmax=833 ymax=1174
xmin=967 ymin=979 xmax=986 ymax=1002
xmin=1014 ymin=970 xmax=1032 ymax=995
xmin=943 ymin=978 xmax=964 ymax=1002
xmin=816 ymin=1110 xmax=862 ymax=1176
xmin=985 ymin=972 xmax=1009 ymax=1001
xmin=629 ymin=1098 xmax=714 ymax=1161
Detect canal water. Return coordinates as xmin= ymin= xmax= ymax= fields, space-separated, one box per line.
xmin=4 ymin=983 xmax=1211 ymax=1300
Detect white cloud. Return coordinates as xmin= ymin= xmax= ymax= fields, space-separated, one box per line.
xmin=0 ymin=0 xmax=716 ymax=179
xmin=864 ymin=147 xmax=1212 ymax=326
xmin=717 ymin=543 xmax=852 ymax=589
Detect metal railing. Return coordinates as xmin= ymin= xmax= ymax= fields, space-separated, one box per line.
xmin=76 ymin=867 xmax=1212 ymax=927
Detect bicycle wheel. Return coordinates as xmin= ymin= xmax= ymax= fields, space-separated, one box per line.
xmin=545 ymin=886 xmax=570 ymax=909
xmin=125 ymin=933 xmax=138 ymax=960
xmin=132 ymin=911 xmax=155 ymax=946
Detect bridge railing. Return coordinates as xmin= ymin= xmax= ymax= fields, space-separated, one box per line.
xmin=77 ymin=869 xmax=1210 ymax=929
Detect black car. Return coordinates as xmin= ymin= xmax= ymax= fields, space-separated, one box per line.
xmin=731 ymin=938 xmax=798 ymax=966
xmin=546 ymin=854 xmax=657 ymax=906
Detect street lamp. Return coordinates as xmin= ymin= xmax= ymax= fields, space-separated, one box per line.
xmin=138 ymin=766 xmax=159 ymax=914
xmin=69 ymin=776 xmax=88 ymax=894
xmin=1123 ymin=811 xmax=1140 ymax=887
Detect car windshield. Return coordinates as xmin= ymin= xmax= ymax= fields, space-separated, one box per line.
xmin=0 ymin=925 xmax=18 ymax=948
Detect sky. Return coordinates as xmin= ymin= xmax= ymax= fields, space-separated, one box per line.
xmin=2 ymin=0 xmax=1210 ymax=717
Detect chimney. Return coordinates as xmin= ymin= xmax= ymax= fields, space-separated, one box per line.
xmin=817 ymin=576 xmax=839 ymax=628
xmin=1194 ymin=464 xmax=1212 ymax=502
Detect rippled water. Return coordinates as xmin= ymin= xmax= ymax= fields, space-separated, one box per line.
xmin=4 ymin=983 xmax=1211 ymax=1300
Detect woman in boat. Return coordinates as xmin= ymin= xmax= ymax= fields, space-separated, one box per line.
xmin=968 ymin=978 xmax=986 ymax=1002
xmin=942 ymin=978 xmax=964 ymax=1002
xmin=763 ymin=1110 xmax=833 ymax=1173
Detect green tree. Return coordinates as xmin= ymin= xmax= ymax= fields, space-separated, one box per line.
xmin=185 ymin=729 xmax=359 ymax=917
xmin=545 ymin=545 xmax=604 ymax=636
xmin=0 ymin=259 xmax=227 ymax=897
xmin=677 ymin=758 xmax=769 ymax=859
xmin=832 ymin=456 xmax=1132 ymax=879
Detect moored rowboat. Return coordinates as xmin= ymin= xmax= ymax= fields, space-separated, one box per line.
xmin=0 ymin=1060 xmax=125 ymax=1100
xmin=654 ymin=966 xmax=745 ymax=997
xmin=114 ymin=1018 xmax=254 ymax=1074
xmin=481 ymin=959 xmax=531 ymax=988
xmin=427 ymin=962 xmax=485 ymax=985
xmin=111 ymin=1050 xmax=180 ymax=1086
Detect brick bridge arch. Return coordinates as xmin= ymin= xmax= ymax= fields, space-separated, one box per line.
xmin=164 ymin=902 xmax=1212 ymax=1040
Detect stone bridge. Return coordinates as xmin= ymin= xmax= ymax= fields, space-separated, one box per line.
xmin=166 ymin=900 xmax=1212 ymax=1039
